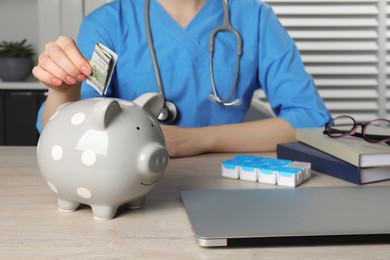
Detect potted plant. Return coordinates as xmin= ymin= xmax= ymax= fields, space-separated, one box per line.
xmin=0 ymin=39 xmax=35 ymax=81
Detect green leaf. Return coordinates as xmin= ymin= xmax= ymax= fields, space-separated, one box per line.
xmin=0 ymin=39 xmax=35 ymax=58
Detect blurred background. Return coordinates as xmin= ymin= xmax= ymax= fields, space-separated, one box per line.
xmin=0 ymin=0 xmax=389 ymax=145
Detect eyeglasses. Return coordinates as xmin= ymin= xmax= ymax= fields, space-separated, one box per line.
xmin=323 ymin=115 xmax=390 ymax=145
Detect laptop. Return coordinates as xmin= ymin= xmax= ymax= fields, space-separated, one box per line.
xmin=180 ymin=186 xmax=390 ymax=247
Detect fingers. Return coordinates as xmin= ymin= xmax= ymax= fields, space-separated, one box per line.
xmin=33 ymin=36 xmax=92 ymax=88
xmin=56 ymin=36 xmax=91 ymax=77
xmin=32 ymin=65 xmax=63 ymax=87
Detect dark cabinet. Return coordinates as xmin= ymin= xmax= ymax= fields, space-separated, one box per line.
xmin=0 ymin=90 xmax=46 ymax=146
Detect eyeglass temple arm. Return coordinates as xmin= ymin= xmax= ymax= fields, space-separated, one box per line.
xmin=324 ymin=130 xmax=390 ymax=145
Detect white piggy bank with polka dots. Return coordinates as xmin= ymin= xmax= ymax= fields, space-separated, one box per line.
xmin=37 ymin=92 xmax=169 ymax=220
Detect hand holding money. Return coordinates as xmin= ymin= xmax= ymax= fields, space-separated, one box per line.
xmin=32 ymin=36 xmax=92 ymax=89
xmin=87 ymin=43 xmax=118 ymax=95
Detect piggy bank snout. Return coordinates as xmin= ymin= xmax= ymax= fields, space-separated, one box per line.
xmin=149 ymin=147 xmax=169 ymax=173
xmin=139 ymin=143 xmax=169 ymax=185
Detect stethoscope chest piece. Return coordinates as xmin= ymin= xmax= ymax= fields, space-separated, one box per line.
xmin=158 ymin=101 xmax=178 ymax=124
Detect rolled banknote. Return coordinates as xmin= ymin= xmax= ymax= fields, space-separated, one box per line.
xmin=87 ymin=43 xmax=118 ymax=95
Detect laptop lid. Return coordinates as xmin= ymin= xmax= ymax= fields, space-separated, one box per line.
xmin=180 ymin=187 xmax=390 ymax=247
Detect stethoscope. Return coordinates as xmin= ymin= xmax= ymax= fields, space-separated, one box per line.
xmin=144 ymin=0 xmax=242 ymax=123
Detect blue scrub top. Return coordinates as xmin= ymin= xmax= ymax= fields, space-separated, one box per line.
xmin=37 ymin=0 xmax=330 ymax=132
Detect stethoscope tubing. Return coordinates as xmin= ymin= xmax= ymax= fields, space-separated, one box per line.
xmin=144 ymin=0 xmax=165 ymax=98
xmin=144 ymin=0 xmax=243 ymax=113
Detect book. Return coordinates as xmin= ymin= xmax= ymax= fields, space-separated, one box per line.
xmin=296 ymin=127 xmax=390 ymax=167
xmin=277 ymin=142 xmax=390 ymax=185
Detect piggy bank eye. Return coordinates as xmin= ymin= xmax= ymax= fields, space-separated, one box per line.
xmin=136 ymin=123 xmax=154 ymax=131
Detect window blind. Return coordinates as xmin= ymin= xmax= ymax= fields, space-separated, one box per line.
xmin=263 ymin=0 xmax=387 ymax=121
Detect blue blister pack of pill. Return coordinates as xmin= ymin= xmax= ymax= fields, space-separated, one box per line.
xmin=221 ymin=155 xmax=311 ymax=187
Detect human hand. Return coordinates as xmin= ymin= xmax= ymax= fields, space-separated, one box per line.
xmin=160 ymin=125 xmax=211 ymax=158
xmin=32 ymin=36 xmax=91 ymax=92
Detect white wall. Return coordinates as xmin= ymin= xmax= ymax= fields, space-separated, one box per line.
xmin=0 ymin=0 xmax=109 ymax=65
xmin=0 ymin=0 xmax=39 ymax=59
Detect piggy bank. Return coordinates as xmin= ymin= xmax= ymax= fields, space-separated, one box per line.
xmin=37 ymin=93 xmax=169 ymax=220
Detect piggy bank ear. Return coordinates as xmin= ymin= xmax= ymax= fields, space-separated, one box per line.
xmin=133 ymin=92 xmax=164 ymax=118
xmin=91 ymin=98 xmax=122 ymax=130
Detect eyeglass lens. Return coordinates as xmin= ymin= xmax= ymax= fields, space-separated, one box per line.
xmin=326 ymin=116 xmax=356 ymax=137
xmin=364 ymin=119 xmax=390 ymax=142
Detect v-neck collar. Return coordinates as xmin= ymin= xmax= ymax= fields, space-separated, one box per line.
xmin=153 ymin=0 xmax=213 ymax=31
xmin=148 ymin=0 xmax=223 ymax=60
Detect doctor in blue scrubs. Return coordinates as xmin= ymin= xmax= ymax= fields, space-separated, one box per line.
xmin=33 ymin=0 xmax=330 ymax=158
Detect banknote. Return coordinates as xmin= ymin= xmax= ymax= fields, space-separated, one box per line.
xmin=87 ymin=43 xmax=118 ymax=95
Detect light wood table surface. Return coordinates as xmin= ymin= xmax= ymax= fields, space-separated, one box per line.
xmin=2 ymin=146 xmax=390 ymax=259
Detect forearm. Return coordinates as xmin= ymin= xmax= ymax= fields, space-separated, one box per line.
xmin=203 ymin=118 xmax=296 ymax=153
xmin=162 ymin=118 xmax=296 ymax=158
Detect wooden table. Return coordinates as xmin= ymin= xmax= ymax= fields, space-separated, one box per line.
xmin=2 ymin=146 xmax=390 ymax=259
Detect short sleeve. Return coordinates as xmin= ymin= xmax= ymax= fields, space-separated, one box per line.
xmin=257 ymin=4 xmax=330 ymax=128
